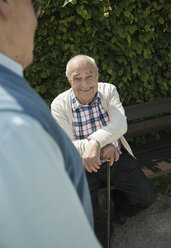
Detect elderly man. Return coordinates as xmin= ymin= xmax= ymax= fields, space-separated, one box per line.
xmin=51 ymin=54 xmax=155 ymax=247
xmin=0 ymin=1 xmax=101 ymax=248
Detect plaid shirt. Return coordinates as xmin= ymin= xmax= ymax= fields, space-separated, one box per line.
xmin=71 ymin=91 xmax=119 ymax=151
xmin=71 ymin=91 xmax=110 ymax=139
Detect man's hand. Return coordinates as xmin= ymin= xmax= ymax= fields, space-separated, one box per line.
xmin=100 ymin=144 xmax=122 ymax=166
xmin=83 ymin=139 xmax=101 ymax=173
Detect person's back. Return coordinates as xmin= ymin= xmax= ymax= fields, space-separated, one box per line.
xmin=0 ymin=1 xmax=100 ymax=247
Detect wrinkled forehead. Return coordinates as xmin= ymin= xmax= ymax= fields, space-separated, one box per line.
xmin=69 ymin=59 xmax=97 ymax=76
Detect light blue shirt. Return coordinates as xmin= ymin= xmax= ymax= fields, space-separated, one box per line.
xmin=0 ymin=53 xmax=23 ymax=77
xmin=0 ymin=53 xmax=101 ymax=248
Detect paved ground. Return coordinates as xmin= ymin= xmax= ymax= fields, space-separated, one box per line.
xmin=110 ymin=194 xmax=171 ymax=248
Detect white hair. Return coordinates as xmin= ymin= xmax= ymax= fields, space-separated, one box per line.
xmin=65 ymin=55 xmax=99 ymax=79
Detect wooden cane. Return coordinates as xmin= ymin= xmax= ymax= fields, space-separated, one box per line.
xmin=106 ymin=160 xmax=111 ymax=248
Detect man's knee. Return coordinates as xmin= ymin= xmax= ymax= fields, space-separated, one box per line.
xmin=126 ymin=156 xmax=156 ymax=206
xmin=138 ymin=185 xmax=156 ymax=207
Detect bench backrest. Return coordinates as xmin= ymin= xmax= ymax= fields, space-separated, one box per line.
xmin=124 ymin=97 xmax=171 ymax=138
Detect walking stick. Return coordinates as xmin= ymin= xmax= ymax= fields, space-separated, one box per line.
xmin=106 ymin=160 xmax=111 ymax=248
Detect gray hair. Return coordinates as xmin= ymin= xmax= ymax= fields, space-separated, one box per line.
xmin=65 ymin=55 xmax=99 ymax=79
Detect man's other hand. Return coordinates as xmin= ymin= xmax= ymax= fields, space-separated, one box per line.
xmin=83 ymin=139 xmax=101 ymax=173
xmin=100 ymin=144 xmax=122 ymax=166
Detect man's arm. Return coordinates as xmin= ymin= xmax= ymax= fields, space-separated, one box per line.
xmin=0 ymin=112 xmax=100 ymax=248
xmin=51 ymin=95 xmax=89 ymax=156
xmin=88 ymin=83 xmax=127 ymax=148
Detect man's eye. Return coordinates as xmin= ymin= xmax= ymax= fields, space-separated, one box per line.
xmin=74 ymin=78 xmax=80 ymax=81
xmin=88 ymin=75 xmax=93 ymax=79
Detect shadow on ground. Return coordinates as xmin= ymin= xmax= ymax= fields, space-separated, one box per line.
xmin=110 ymin=194 xmax=171 ymax=248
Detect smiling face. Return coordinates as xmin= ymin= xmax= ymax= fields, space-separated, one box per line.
xmin=68 ymin=57 xmax=99 ymax=105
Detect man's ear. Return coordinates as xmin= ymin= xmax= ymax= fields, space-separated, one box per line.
xmin=0 ymin=0 xmax=10 ymax=20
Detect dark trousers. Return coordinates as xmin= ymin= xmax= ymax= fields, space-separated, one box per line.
xmin=86 ymin=151 xmax=155 ymax=247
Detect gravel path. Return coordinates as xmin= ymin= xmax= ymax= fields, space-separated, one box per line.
xmin=110 ymin=194 xmax=171 ymax=248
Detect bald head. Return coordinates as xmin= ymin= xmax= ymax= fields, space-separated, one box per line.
xmin=66 ymin=55 xmax=99 ymax=80
xmin=0 ymin=0 xmax=37 ymax=68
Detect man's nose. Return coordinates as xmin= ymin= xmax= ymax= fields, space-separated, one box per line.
xmin=80 ymin=78 xmax=89 ymax=87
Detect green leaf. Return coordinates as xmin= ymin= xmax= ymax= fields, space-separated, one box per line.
xmin=124 ymin=10 xmax=132 ymax=18
xmin=50 ymin=16 xmax=55 ymax=23
xmin=122 ymin=77 xmax=127 ymax=82
xmin=118 ymin=27 xmax=123 ymax=37
xmin=76 ymin=17 xmax=83 ymax=25
xmin=127 ymin=34 xmax=131 ymax=45
xmin=127 ymin=25 xmax=138 ymax=35
xmin=136 ymin=43 xmax=143 ymax=55
xmin=119 ymin=82 xmax=124 ymax=88
xmin=118 ymin=68 xmax=124 ymax=76
xmin=107 ymin=68 xmax=113 ymax=75
xmin=34 ymin=86 xmax=40 ymax=92
xmin=40 ymin=85 xmax=47 ymax=94
xmin=40 ymin=72 xmax=48 ymax=78
xmin=159 ymin=17 xmax=164 ymax=24
xmin=144 ymin=6 xmax=151 ymax=16
xmin=48 ymin=39 xmax=54 ymax=45
xmin=115 ymin=7 xmax=122 ymax=17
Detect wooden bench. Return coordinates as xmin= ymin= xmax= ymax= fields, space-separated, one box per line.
xmin=99 ymin=97 xmax=171 ymax=193
xmin=125 ymin=97 xmax=171 ymax=179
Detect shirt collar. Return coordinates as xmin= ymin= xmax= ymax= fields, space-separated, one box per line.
xmin=71 ymin=90 xmax=100 ymax=111
xmin=0 ymin=53 xmax=23 ymax=77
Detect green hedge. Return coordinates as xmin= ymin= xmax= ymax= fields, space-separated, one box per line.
xmin=25 ymin=0 xmax=171 ymax=108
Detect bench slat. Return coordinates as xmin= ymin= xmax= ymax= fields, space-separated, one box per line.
xmin=125 ymin=97 xmax=171 ymax=121
xmin=125 ymin=115 xmax=171 ymax=138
